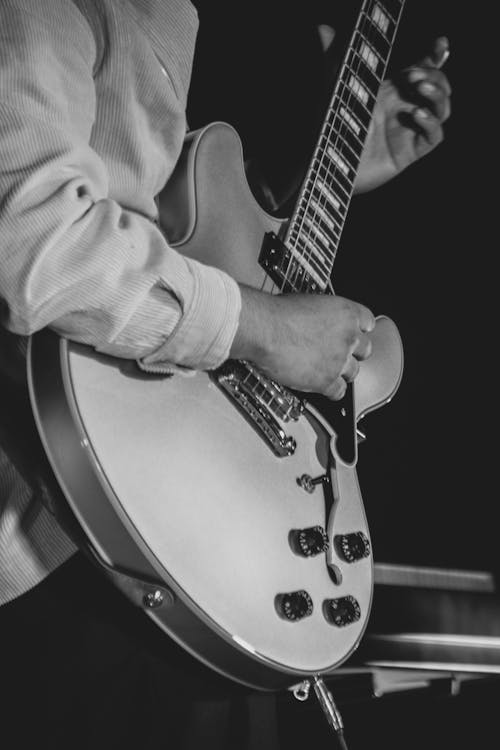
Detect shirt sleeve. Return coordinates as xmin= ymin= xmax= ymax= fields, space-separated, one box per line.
xmin=0 ymin=0 xmax=241 ymax=373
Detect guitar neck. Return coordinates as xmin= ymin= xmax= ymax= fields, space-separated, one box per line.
xmin=282 ymin=0 xmax=406 ymax=294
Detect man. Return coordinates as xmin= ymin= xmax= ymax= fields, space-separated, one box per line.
xmin=0 ymin=1 xmax=450 ymax=747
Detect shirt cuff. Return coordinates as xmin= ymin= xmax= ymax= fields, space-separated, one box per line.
xmin=139 ymin=258 xmax=241 ymax=373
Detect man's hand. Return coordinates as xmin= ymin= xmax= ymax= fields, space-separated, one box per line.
xmin=230 ymin=286 xmax=375 ymax=401
xmin=355 ymin=37 xmax=452 ymax=193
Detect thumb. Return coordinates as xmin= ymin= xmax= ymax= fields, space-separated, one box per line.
xmin=419 ymin=36 xmax=450 ymax=69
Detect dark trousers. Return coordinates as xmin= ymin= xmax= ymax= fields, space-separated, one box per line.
xmin=1 ymin=553 xmax=281 ymax=750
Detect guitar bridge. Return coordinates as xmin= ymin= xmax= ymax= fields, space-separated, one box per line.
xmin=213 ymin=360 xmax=304 ymax=457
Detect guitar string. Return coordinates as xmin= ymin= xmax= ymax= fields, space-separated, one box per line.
xmin=276 ymin=6 xmax=363 ymax=294
xmin=305 ymin=18 xmax=371 ymax=294
xmin=314 ymin=0 xmax=406 ymax=297
xmin=282 ymin=0 xmax=404 ymax=297
xmin=318 ymin=2 xmax=394 ymax=295
xmin=280 ymin=1 xmax=371 ymax=292
xmin=304 ymin=0 xmax=405 ymax=297
xmin=282 ymin=0 xmax=377 ymax=295
xmin=290 ymin=1 xmax=389 ymax=295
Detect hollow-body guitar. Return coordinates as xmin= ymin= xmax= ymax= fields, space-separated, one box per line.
xmin=28 ymin=0 xmax=405 ymax=690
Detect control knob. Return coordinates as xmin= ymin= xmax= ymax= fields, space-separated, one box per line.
xmin=275 ymin=590 xmax=313 ymax=621
xmin=334 ymin=532 xmax=370 ymax=563
xmin=323 ymin=595 xmax=361 ymax=627
xmin=290 ymin=525 xmax=329 ymax=557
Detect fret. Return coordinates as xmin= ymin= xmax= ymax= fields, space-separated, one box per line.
xmin=315 ymin=169 xmax=352 ymax=206
xmin=282 ymin=0 xmax=406 ymax=292
xmin=346 ymin=37 xmax=383 ymax=86
xmin=371 ymin=0 xmax=404 ymax=25
xmin=289 ymin=230 xmax=335 ymax=274
xmin=324 ymin=119 xmax=365 ymax=163
xmin=305 ymin=206 xmax=342 ymax=246
xmin=292 ymin=245 xmax=331 ymax=286
xmin=309 ymin=189 xmax=345 ymax=235
xmin=286 ymin=241 xmax=329 ymax=287
xmin=290 ymin=220 xmax=336 ymax=262
xmin=315 ymin=129 xmax=363 ymax=164
xmin=315 ymin=161 xmax=352 ymax=202
xmin=355 ymin=38 xmax=381 ymax=75
xmin=314 ymin=179 xmax=348 ymax=217
xmin=308 ymin=198 xmax=341 ymax=236
xmin=338 ymin=106 xmax=363 ymax=139
xmin=282 ymin=265 xmax=323 ymax=295
xmin=309 ymin=192 xmax=344 ymax=227
xmin=307 ymin=168 xmax=350 ymax=208
xmin=338 ymin=77 xmax=375 ymax=118
xmin=325 ymin=146 xmax=353 ymax=177
xmin=315 ymin=149 xmax=354 ymax=184
xmin=326 ymin=99 xmax=370 ymax=136
xmin=346 ymin=73 xmax=370 ymax=107
xmin=304 ymin=182 xmax=348 ymax=229
xmin=314 ymin=147 xmax=348 ymax=177
xmin=296 ymin=205 xmax=342 ymax=250
xmin=358 ymin=15 xmax=391 ymax=59
xmin=302 ymin=216 xmax=337 ymax=257
xmin=334 ymin=88 xmax=372 ymax=131
xmin=310 ymin=179 xmax=345 ymax=214
xmin=370 ymin=2 xmax=391 ymax=35
xmin=342 ymin=50 xmax=382 ymax=93
xmin=345 ymin=54 xmax=381 ymax=93
xmin=283 ymin=273 xmax=323 ymax=296
xmin=323 ymin=147 xmax=360 ymax=189
xmin=325 ymin=144 xmax=359 ymax=185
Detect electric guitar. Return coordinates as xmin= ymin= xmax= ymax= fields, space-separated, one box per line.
xmin=28 ymin=0 xmax=405 ymax=690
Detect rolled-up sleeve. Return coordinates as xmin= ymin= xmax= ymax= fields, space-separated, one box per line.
xmin=0 ymin=0 xmax=241 ymax=373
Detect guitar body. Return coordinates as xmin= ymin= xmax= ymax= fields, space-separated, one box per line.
xmin=28 ymin=122 xmax=403 ymax=690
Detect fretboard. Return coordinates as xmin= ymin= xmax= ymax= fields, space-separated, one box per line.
xmin=281 ymin=0 xmax=406 ymax=294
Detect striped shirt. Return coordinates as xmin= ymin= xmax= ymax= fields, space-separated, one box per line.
xmin=0 ymin=0 xmax=241 ymax=604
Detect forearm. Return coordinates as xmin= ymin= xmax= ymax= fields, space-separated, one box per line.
xmin=230 ymin=284 xmax=374 ymax=402
xmin=229 ymin=285 xmax=274 ymax=364
xmin=0 ymin=123 xmax=240 ymax=373
xmin=0 ymin=0 xmax=240 ymax=373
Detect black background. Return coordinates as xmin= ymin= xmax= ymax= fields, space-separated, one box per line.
xmin=188 ymin=0 xmax=494 ymax=576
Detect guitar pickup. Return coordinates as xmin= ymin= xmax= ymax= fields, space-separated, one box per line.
xmin=259 ymin=232 xmax=322 ymax=294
